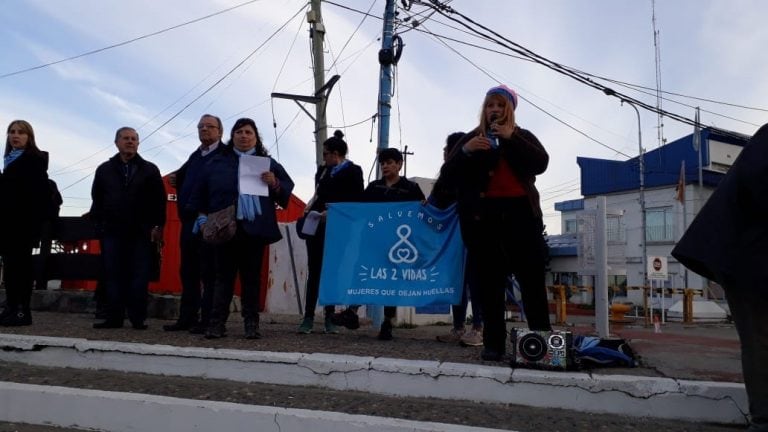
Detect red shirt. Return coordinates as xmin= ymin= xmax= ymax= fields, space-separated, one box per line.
xmin=486 ymin=157 xmax=526 ymax=197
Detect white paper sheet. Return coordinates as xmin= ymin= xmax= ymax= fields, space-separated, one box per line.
xmin=238 ymin=155 xmax=270 ymax=196
xmin=301 ymin=211 xmax=322 ymax=236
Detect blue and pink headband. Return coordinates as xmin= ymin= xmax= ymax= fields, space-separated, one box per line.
xmin=486 ymin=85 xmax=518 ymax=110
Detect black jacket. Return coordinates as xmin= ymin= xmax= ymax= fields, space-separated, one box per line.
xmin=308 ymin=161 xmax=364 ymax=213
xmin=89 ymin=153 xmax=166 ymax=237
xmin=0 ymin=149 xmax=50 ymax=249
xmin=439 ymin=126 xmax=548 ymax=219
xmin=362 ymin=177 xmax=425 ymax=203
xmin=672 ymin=123 xmax=768 ymax=287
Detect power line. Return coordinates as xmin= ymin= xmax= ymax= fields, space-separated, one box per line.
xmin=421 ymin=1 xmax=746 ymax=139
xmin=0 ymin=0 xmax=265 ymax=79
xmin=58 ymin=4 xmax=307 ymax=192
xmin=139 ymin=5 xmax=307 ymax=143
xmin=418 ymin=21 xmax=634 ymax=159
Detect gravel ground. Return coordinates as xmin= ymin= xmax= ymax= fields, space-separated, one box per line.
xmin=0 ymin=312 xmax=742 ymax=431
xmin=0 ymin=311 xmax=653 ymax=377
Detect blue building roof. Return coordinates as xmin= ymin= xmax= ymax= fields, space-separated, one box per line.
xmin=554 ymin=198 xmax=584 ymax=212
xmin=577 ymin=128 xmax=748 ymax=196
xmin=547 ymin=233 xmax=578 ymax=257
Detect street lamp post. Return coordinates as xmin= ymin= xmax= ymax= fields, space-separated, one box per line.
xmin=603 ymin=88 xmax=647 ymax=289
xmin=623 ymin=100 xmax=647 ymax=290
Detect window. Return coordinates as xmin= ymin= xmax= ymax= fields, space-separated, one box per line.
xmin=646 ymin=207 xmax=675 ymax=242
xmin=564 ymin=219 xmax=578 ymax=234
xmin=606 ymin=215 xmax=624 ymax=242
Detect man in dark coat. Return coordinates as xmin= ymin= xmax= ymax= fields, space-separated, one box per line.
xmin=672 ymin=123 xmax=768 ymax=431
xmin=90 ymin=127 xmax=166 ymax=330
xmin=163 ymin=114 xmax=226 ymax=333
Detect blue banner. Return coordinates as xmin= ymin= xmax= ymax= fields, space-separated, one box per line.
xmin=319 ymin=202 xmax=464 ymax=307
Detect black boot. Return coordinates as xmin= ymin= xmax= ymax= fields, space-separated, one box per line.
xmin=0 ymin=307 xmax=13 ymax=324
xmin=163 ymin=317 xmax=196 ymax=332
xmin=244 ymin=317 xmax=261 ymax=339
xmin=1 ymin=307 xmax=32 ymax=327
xmin=204 ymin=321 xmax=226 ymax=339
xmin=377 ymin=319 xmax=393 ymax=341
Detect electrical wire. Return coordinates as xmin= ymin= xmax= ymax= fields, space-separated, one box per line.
xmin=418 ymin=21 xmax=634 ymax=159
xmin=58 ymin=4 xmax=307 ymax=192
xmin=421 ymin=1 xmax=746 ymax=139
xmin=0 ymin=0 xmax=265 ymax=79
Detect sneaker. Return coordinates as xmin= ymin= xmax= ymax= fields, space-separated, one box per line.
xmin=331 ymin=309 xmax=360 ymax=330
xmin=298 ymin=317 xmax=313 ymax=334
xmin=459 ymin=328 xmax=483 ymax=347
xmin=324 ymin=316 xmax=340 ymax=334
xmin=436 ymin=327 xmax=465 ymax=343
xmin=377 ymin=320 xmax=393 ymax=341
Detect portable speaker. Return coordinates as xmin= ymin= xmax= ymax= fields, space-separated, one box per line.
xmin=510 ymin=329 xmax=573 ymax=371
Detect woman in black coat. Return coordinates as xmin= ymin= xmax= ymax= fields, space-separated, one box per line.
xmin=440 ymin=85 xmax=551 ymax=361
xmin=298 ymin=130 xmax=363 ymax=334
xmin=0 ymin=120 xmax=51 ymax=326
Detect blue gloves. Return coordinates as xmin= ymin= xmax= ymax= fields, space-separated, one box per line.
xmin=192 ymin=215 xmax=208 ymax=234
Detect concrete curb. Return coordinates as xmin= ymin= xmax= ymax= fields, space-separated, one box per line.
xmin=0 ymin=333 xmax=749 ymax=426
xmin=0 ymin=381 xmax=507 ymax=432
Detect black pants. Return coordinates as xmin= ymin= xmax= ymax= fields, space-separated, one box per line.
xmin=463 ymin=197 xmax=551 ymax=354
xmin=304 ymin=232 xmax=334 ymax=320
xmin=177 ymin=221 xmax=215 ymax=325
xmin=3 ymin=244 xmax=34 ymax=313
xmin=722 ymin=274 xmax=768 ymax=427
xmin=101 ymin=234 xmax=153 ymax=325
xmin=210 ymin=228 xmax=266 ymax=325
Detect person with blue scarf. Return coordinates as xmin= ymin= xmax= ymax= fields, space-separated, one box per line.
xmin=186 ymin=118 xmax=294 ymax=339
xmin=0 ymin=120 xmax=52 ymax=327
xmin=298 ymin=130 xmax=364 ymax=334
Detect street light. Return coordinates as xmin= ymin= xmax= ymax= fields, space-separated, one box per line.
xmin=603 ymin=89 xmax=647 ymax=289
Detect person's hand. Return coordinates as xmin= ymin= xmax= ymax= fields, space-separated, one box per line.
xmin=490 ymin=120 xmax=516 ymax=140
xmin=192 ymin=215 xmax=208 ymax=234
xmin=262 ymin=171 xmax=278 ymax=189
xmin=151 ymin=226 xmax=164 ymax=245
xmin=462 ymin=133 xmax=492 ymax=154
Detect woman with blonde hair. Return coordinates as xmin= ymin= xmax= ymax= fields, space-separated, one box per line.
xmin=0 ymin=120 xmax=51 ymax=326
xmin=437 ymin=85 xmax=551 ymax=361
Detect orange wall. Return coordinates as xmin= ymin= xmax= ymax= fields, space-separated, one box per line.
xmin=62 ymin=174 xmax=306 ymax=312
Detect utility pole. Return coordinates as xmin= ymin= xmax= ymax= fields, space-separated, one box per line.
xmin=375 ymin=0 xmax=398 ymax=178
xmin=595 ymin=196 xmax=609 ymax=338
xmin=310 ymin=0 xmax=327 ymax=164
xmin=271 ymin=1 xmax=339 ymax=167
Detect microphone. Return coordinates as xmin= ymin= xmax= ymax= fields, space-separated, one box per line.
xmin=487 ymin=113 xmax=499 ymax=148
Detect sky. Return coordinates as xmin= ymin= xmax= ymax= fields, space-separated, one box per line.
xmin=1 ymin=0 xmax=767 ymax=234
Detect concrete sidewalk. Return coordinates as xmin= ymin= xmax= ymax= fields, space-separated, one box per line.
xmin=0 ymin=308 xmax=748 ymax=428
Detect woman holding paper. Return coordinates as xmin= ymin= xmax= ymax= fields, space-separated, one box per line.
xmin=298 ymin=130 xmax=364 ymax=334
xmin=186 ymin=117 xmax=294 ymax=339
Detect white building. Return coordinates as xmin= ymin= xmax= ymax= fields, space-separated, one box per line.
xmin=548 ymin=127 xmax=749 ymax=301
